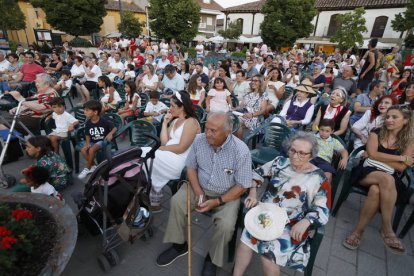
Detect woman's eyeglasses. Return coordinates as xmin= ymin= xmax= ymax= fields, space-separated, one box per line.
xmin=288 ymin=148 xmax=311 ymax=159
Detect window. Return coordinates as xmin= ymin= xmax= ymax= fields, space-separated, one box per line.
xmin=371 ymin=16 xmax=388 ymax=38
xmin=327 ymin=14 xmax=341 ymax=37
xmin=237 ymin=18 xmax=244 ymax=32
xmin=207 ymin=17 xmax=213 ymax=26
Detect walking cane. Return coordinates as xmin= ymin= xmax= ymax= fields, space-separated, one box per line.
xmin=186 ymin=181 xmax=192 ymax=276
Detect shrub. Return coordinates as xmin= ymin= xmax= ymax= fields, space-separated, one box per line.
xmin=69 ymin=37 xmax=93 ymax=48
xmin=187 ymin=47 xmax=196 ymax=58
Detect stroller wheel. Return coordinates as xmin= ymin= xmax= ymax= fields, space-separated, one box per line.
xmin=0 ymin=175 xmax=16 ymax=189
xmin=106 ymin=249 xmax=120 ymax=266
xmin=98 ymin=254 xmax=111 ymax=272
xmin=147 ymin=226 xmax=154 ymax=237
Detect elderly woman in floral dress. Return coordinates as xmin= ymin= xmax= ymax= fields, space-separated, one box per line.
xmin=233 ymin=132 xmax=330 ymax=276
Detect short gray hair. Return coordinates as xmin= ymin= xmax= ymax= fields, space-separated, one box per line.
xmin=36 ymin=73 xmax=54 ymax=88
xmin=285 ymin=131 xmax=318 ymax=159
xmin=207 ymin=112 xmax=234 ymax=133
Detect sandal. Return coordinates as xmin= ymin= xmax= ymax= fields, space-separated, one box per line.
xmin=380 ymin=230 xmax=406 ymax=255
xmin=342 ymin=232 xmax=362 ymax=250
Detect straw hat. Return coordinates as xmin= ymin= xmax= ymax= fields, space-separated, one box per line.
xmin=244 ymin=203 xmax=289 ymax=241
xmin=295 ymin=79 xmax=316 ymax=94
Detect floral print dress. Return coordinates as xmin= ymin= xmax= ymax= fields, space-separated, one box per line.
xmin=240 ymin=92 xmax=268 ymax=130
xmin=241 ymin=157 xmax=330 ymax=271
xmin=36 ymin=152 xmax=71 ymax=191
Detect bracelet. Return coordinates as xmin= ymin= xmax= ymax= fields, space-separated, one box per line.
xmin=218 ymin=196 xmax=225 ymax=206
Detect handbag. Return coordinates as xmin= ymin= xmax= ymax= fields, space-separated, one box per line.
xmin=363 ymin=158 xmax=395 ymax=174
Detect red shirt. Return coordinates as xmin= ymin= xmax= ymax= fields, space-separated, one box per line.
xmin=133 ymin=55 xmax=145 ymax=68
xmin=20 ymin=63 xmax=45 ymax=82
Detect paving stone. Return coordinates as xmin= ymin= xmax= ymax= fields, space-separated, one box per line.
xmin=327 ymin=256 xmax=357 ymax=276
xmin=314 ymin=236 xmax=332 ymax=271
xmin=330 ymin=228 xmax=358 ymax=265
xmin=357 ymin=251 xmax=386 ymax=276
xmin=311 ymin=266 xmax=327 ymax=276
xmin=386 ymin=249 xmax=414 ymax=276
xmin=335 ymin=206 xmax=360 ymax=231
xmin=358 ymin=226 xmax=386 ymax=260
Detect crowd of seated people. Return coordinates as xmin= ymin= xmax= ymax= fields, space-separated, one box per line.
xmin=1 ymin=37 xmax=414 ymax=276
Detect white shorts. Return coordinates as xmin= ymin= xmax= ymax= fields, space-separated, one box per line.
xmin=49 ymin=131 xmax=68 ymax=138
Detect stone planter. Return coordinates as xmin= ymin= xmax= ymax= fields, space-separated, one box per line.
xmin=0 ymin=193 xmax=78 ymax=276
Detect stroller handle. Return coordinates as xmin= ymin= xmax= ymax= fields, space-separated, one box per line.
xmin=143 ymin=133 xmax=161 ymax=160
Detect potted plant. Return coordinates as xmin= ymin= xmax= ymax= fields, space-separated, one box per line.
xmin=0 ymin=193 xmax=77 ymax=276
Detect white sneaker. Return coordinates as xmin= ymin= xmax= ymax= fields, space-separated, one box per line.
xmin=78 ymin=168 xmax=90 ymax=179
xmin=89 ymin=165 xmax=97 ymax=173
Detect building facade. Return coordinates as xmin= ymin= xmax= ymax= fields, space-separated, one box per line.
xmin=222 ymin=0 xmax=410 ymax=48
xmin=7 ymin=0 xmax=146 ymax=46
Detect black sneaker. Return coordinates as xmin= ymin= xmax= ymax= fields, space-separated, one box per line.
xmin=156 ymin=242 xmax=188 ymax=267
xmin=202 ymin=254 xmax=217 ymax=276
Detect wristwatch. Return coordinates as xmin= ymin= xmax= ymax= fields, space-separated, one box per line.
xmin=218 ymin=196 xmax=225 ymax=206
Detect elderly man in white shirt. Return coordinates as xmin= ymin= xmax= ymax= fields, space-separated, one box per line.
xmin=0 ymin=50 xmax=11 ymax=74
xmin=107 ymin=52 xmax=125 ymax=81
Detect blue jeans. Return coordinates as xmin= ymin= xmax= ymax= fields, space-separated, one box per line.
xmin=0 ymin=80 xmax=10 ymax=93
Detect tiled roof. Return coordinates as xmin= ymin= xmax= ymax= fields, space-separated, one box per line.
xmin=315 ymin=0 xmax=410 ymax=10
xmin=222 ymin=0 xmax=265 ymax=13
xmin=105 ymin=0 xmax=145 ymax=13
xmin=222 ymin=0 xmax=409 ymax=13
xmin=198 ymin=0 xmax=223 ymax=11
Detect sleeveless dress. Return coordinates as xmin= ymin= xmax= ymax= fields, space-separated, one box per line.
xmin=141 ymin=119 xmax=192 ymax=192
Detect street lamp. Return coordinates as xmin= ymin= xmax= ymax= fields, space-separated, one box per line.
xmin=118 ymin=0 xmax=125 ymax=35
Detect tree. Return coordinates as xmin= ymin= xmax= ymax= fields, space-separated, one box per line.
xmin=30 ymin=0 xmax=107 ymax=37
xmin=148 ymin=0 xmax=200 ymax=42
xmin=0 ymin=0 xmax=26 ymax=32
xmin=330 ymin=7 xmax=367 ymax=51
xmin=391 ymin=0 xmax=414 ymax=38
xmin=218 ymin=20 xmax=242 ymax=40
xmin=119 ymin=11 xmax=143 ymax=38
xmin=260 ymin=0 xmax=316 ymax=49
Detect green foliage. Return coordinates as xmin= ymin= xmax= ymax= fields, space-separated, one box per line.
xmin=0 ymin=205 xmax=39 ymax=274
xmin=231 ymin=52 xmax=246 ymax=58
xmin=119 ymin=11 xmax=143 ymax=38
xmin=405 ymin=34 xmax=414 ymax=48
xmin=31 ymin=0 xmax=107 ymax=37
xmin=260 ymin=0 xmax=316 ymax=49
xmin=149 ymin=0 xmax=201 ymax=43
xmin=330 ymin=7 xmax=367 ymax=51
xmin=391 ymin=0 xmax=414 ymax=38
xmin=8 ymin=41 xmax=18 ymax=53
xmin=69 ymin=37 xmax=93 ymax=47
xmin=241 ymin=46 xmax=248 ymax=53
xmin=40 ymin=42 xmax=52 ymax=53
xmin=187 ymin=47 xmax=196 ymax=58
xmin=218 ymin=20 xmax=242 ymax=40
xmin=0 ymin=0 xmax=26 ymax=31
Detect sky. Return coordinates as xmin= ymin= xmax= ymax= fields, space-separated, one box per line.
xmin=215 ymin=0 xmax=259 ymax=8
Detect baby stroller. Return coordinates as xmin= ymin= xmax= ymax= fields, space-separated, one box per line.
xmin=0 ymin=99 xmax=34 ymax=188
xmin=77 ymin=134 xmax=160 ymax=271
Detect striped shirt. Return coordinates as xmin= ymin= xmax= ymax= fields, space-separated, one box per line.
xmin=185 ymin=133 xmax=252 ymax=194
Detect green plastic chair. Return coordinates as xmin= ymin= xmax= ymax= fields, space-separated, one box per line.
xmin=275 ymin=86 xmax=294 ymax=114
xmin=60 ymin=86 xmax=74 ymax=108
xmin=42 ymin=117 xmax=74 ymax=170
xmin=331 ymin=146 xmax=414 ymax=233
xmin=244 ymin=122 xmax=292 ymax=166
xmin=70 ymin=106 xmax=87 ymax=125
xmin=304 ymin=226 xmax=325 ymax=276
xmin=231 ymin=113 xmax=240 ymax=134
xmin=116 ymin=120 xmax=157 ymax=147
xmin=397 ymin=167 xmax=414 ymax=238
xmin=160 ymin=97 xmax=171 ymax=108
xmin=231 ymin=95 xmax=239 ymax=108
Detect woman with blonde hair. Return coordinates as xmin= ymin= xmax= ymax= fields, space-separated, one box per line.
xmin=343 ymin=106 xmax=414 ymax=254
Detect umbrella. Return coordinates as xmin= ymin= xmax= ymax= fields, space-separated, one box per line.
xmin=239 ymin=35 xmax=263 ymax=44
xmin=106 ymin=32 xmax=122 ymax=38
xmin=193 ymin=34 xmax=207 ymax=42
xmin=357 ymin=39 xmax=396 ymax=49
xmin=207 ymin=35 xmax=225 ymax=43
